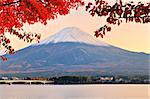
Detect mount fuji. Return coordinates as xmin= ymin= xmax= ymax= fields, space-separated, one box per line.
xmin=0 ymin=27 xmax=149 ymax=76
xmin=35 ymin=27 xmax=109 ymax=46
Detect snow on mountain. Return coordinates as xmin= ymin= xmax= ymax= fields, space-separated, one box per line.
xmin=35 ymin=27 xmax=109 ymax=46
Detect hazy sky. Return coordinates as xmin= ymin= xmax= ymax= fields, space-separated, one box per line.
xmin=5 ymin=0 xmax=150 ymax=54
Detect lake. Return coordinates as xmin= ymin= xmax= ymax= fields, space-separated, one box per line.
xmin=0 ymin=85 xmax=149 ymax=99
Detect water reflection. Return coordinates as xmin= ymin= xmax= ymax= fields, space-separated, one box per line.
xmin=0 ymin=85 xmax=149 ymax=99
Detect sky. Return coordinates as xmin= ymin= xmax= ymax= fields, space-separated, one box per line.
xmin=4 ymin=0 xmax=150 ymax=54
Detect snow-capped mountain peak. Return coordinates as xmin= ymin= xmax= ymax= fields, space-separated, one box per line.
xmin=35 ymin=27 xmax=109 ymax=46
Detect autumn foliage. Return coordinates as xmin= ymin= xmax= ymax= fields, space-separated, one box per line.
xmin=0 ymin=0 xmax=84 ymax=60
xmin=86 ymin=0 xmax=150 ymax=38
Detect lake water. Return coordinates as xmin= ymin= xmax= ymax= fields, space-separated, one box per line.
xmin=0 ymin=85 xmax=149 ymax=99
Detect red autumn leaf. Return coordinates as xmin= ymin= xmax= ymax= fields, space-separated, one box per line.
xmin=116 ymin=9 xmax=123 ymax=16
xmin=94 ymin=31 xmax=100 ymax=38
xmin=6 ymin=39 xmax=10 ymax=44
xmin=0 ymin=56 xmax=8 ymax=61
xmin=99 ymin=33 xmax=104 ymax=38
xmin=107 ymin=27 xmax=111 ymax=32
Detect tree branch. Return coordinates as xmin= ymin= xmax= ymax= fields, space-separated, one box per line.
xmin=0 ymin=0 xmax=21 ymax=6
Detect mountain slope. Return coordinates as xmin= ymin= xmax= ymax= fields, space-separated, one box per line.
xmin=0 ymin=27 xmax=149 ymax=76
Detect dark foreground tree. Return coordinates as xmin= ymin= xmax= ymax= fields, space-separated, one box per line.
xmin=86 ymin=0 xmax=150 ymax=38
xmin=0 ymin=0 xmax=84 ymax=60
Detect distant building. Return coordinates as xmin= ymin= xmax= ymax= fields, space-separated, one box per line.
xmin=96 ymin=76 xmax=115 ymax=82
xmin=144 ymin=79 xmax=150 ymax=83
xmin=11 ymin=77 xmax=19 ymax=80
xmin=100 ymin=77 xmax=114 ymax=81
xmin=31 ymin=77 xmax=48 ymax=81
xmin=1 ymin=77 xmax=9 ymax=80
xmin=115 ymin=78 xmax=124 ymax=83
